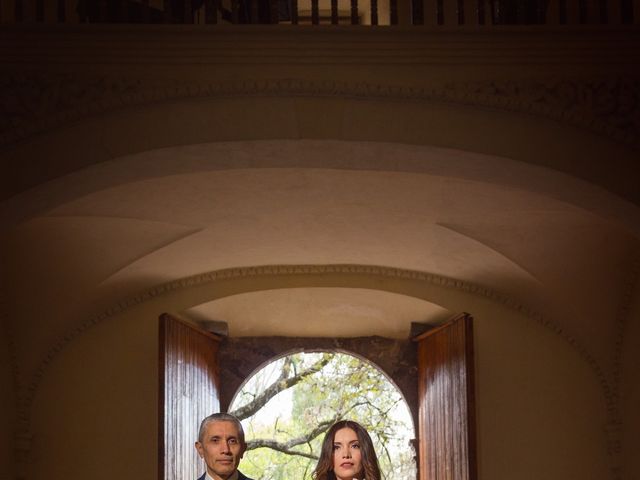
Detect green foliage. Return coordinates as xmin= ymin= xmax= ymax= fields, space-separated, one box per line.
xmin=230 ymin=352 xmax=415 ymax=480
xmin=241 ymin=447 xmax=316 ymax=480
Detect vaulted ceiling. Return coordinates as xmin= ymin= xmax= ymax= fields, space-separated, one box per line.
xmin=2 ymin=139 xmax=638 ymax=386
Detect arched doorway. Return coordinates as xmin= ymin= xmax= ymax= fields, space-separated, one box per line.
xmin=228 ymin=351 xmax=416 ymax=480
xmin=159 ymin=312 xmax=477 ymax=480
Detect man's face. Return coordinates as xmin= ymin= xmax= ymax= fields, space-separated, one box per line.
xmin=195 ymin=420 xmax=246 ymax=480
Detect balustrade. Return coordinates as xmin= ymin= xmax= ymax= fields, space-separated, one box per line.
xmin=0 ymin=0 xmax=638 ymax=25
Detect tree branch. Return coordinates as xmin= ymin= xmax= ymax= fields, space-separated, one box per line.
xmin=247 ymin=417 xmax=335 ymax=450
xmin=230 ymin=353 xmax=332 ymax=420
xmin=247 ymin=441 xmax=319 ymax=460
xmin=245 ymin=414 xmax=344 ymax=460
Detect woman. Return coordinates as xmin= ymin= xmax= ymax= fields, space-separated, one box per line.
xmin=312 ymin=420 xmax=381 ymax=480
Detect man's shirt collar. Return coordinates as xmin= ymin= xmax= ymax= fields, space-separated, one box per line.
xmin=206 ymin=471 xmax=239 ymax=480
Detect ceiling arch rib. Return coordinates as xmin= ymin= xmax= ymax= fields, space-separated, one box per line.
xmin=20 ymin=263 xmax=608 ymax=424
xmin=3 ymin=150 xmax=634 ymax=398
xmin=35 ymin=161 xmax=623 ymax=335
xmin=2 ymin=140 xmax=639 ymax=236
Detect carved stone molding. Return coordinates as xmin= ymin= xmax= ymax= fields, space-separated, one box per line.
xmin=13 ymin=264 xmax=612 ymax=428
xmin=442 ymin=77 xmax=640 ymax=147
xmin=1 ymin=75 xmax=638 ymax=149
xmin=612 ymin=251 xmax=640 ymax=396
xmin=604 ymin=250 xmax=640 ymax=480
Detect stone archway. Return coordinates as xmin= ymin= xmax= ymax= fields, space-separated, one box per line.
xmin=226 ymin=348 xmax=417 ymax=480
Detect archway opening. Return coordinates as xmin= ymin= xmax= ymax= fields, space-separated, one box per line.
xmin=228 ymin=351 xmax=416 ymax=480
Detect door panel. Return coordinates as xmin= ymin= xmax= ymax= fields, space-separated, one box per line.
xmin=159 ymin=313 xmax=221 ymax=480
xmin=416 ymin=313 xmax=477 ymax=480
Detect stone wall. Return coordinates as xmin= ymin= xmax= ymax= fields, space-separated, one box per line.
xmin=218 ymin=335 xmax=420 ymax=433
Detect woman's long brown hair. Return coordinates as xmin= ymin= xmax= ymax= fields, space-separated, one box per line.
xmin=312 ymin=420 xmax=381 ymax=480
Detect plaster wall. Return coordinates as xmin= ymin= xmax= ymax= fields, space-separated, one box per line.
xmin=27 ymin=303 xmax=158 ymax=480
xmin=4 ymin=94 xmax=639 ymax=210
xmin=1 ymin=320 xmax=15 ymax=480
xmin=621 ymin=279 xmax=640 ymax=480
xmin=25 ymin=284 xmax=609 ymax=480
xmin=469 ymin=299 xmax=609 ymax=480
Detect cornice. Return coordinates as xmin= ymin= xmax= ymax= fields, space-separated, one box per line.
xmin=1 ymin=75 xmax=638 ymax=151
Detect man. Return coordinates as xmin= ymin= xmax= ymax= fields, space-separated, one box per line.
xmin=195 ymin=413 xmax=255 ymax=480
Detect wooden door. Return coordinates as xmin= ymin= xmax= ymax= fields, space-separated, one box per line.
xmin=415 ymin=313 xmax=477 ymax=480
xmin=159 ymin=313 xmax=221 ymax=480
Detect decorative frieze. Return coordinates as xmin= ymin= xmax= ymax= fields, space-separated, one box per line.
xmin=13 ymin=263 xmax=609 ymax=420
xmin=1 ymin=74 xmax=638 ymax=149
xmin=446 ymin=77 xmax=640 ymax=146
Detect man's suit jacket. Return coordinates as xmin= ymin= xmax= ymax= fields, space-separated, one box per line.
xmin=197 ymin=472 xmax=254 ymax=480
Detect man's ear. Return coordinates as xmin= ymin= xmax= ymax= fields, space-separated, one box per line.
xmin=195 ymin=441 xmax=204 ymax=458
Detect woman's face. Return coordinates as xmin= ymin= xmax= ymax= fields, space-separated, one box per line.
xmin=332 ymin=427 xmax=363 ymax=480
